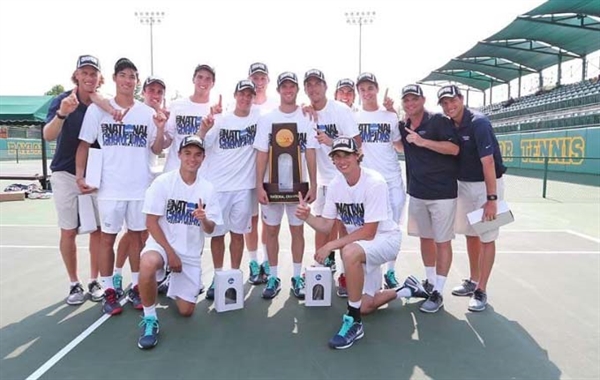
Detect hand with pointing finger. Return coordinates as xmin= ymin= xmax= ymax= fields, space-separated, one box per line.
xmin=58 ymin=86 xmax=79 ymax=117
xmin=405 ymin=127 xmax=426 ymax=147
xmin=294 ymin=191 xmax=311 ymax=221
xmin=314 ymin=127 xmax=333 ymax=146
xmin=210 ymin=95 xmax=223 ymax=115
xmin=382 ymin=88 xmax=395 ymax=113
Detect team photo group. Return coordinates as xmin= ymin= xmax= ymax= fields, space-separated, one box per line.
xmin=43 ymin=54 xmax=506 ymax=351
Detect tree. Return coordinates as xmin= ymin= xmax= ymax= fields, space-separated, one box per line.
xmin=45 ymin=84 xmax=65 ymax=96
xmin=134 ymin=82 xmax=144 ymax=102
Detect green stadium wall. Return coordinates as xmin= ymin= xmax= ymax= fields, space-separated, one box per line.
xmin=0 ymin=138 xmax=56 ymax=161
xmin=497 ymin=127 xmax=600 ymax=175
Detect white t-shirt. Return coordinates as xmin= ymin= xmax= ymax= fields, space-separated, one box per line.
xmin=253 ymin=106 xmax=318 ymax=189
xmin=322 ymin=167 xmax=399 ymax=235
xmin=164 ymin=98 xmax=211 ymax=173
xmin=79 ymin=99 xmax=157 ymax=200
xmin=142 ymin=170 xmax=223 ymax=265
xmin=355 ymin=109 xmax=402 ymax=183
xmin=200 ymin=111 xmax=259 ymax=191
xmin=315 ymin=99 xmax=359 ymax=186
xmin=251 ymin=97 xmax=279 ymax=116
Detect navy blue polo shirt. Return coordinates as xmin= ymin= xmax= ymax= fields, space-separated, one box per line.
xmin=46 ymin=91 xmax=99 ymax=175
xmin=400 ymin=111 xmax=460 ymax=199
xmin=455 ymin=108 xmax=506 ymax=182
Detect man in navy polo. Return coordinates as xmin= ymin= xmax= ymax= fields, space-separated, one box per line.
xmin=399 ymin=84 xmax=460 ymax=313
xmin=438 ymin=84 xmax=507 ymax=312
xmin=43 ymin=55 xmax=104 ymax=305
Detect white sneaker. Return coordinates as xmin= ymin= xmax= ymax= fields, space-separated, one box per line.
xmin=67 ymin=283 xmax=85 ymax=305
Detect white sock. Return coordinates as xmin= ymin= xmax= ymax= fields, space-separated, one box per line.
xmin=131 ymin=272 xmax=139 ymax=287
xmin=261 ymin=244 xmax=268 ymax=261
xmin=114 ymin=267 xmax=123 ymax=276
xmin=434 ymin=275 xmax=447 ymax=293
xmin=396 ymin=287 xmax=411 ymax=299
xmin=348 ymin=299 xmax=362 ymax=309
xmin=100 ymin=276 xmax=113 ymax=290
xmin=337 ymin=252 xmax=345 ymax=274
xmin=425 ymin=266 xmax=436 ymax=285
xmin=270 ymin=266 xmax=278 ymax=278
xmin=143 ymin=305 xmax=157 ymax=319
xmin=386 ymin=261 xmax=395 ymax=272
xmin=293 ymin=263 xmax=302 ymax=278
xmin=70 ymin=281 xmax=79 ymax=287
xmin=248 ymin=250 xmax=258 ymax=261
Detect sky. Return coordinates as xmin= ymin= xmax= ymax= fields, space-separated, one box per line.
xmin=1 ymin=0 xmax=595 ymax=110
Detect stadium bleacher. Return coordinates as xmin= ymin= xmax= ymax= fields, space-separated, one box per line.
xmin=478 ymin=79 xmax=600 ymax=134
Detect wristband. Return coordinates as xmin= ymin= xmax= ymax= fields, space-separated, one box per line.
xmin=487 ymin=194 xmax=498 ymax=201
xmin=56 ymin=112 xmax=67 ymax=120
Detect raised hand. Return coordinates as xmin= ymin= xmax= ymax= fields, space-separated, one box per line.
xmin=160 ymin=98 xmax=171 ymax=120
xmin=294 ymin=191 xmax=311 ymax=220
xmin=58 ymin=86 xmax=80 ymax=117
xmin=301 ymin=103 xmax=318 ymax=122
xmin=153 ymin=110 xmax=167 ymax=129
xmin=192 ymin=198 xmax=207 ymax=222
xmin=111 ymin=107 xmax=130 ymax=122
xmin=210 ymin=95 xmax=222 ymax=115
xmin=383 ymin=88 xmax=395 ymax=113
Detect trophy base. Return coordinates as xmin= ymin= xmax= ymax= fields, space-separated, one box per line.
xmin=263 ymin=182 xmax=309 ymax=203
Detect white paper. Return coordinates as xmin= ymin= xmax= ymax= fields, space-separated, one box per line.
xmin=77 ymin=194 xmax=97 ymax=235
xmin=85 ymin=148 xmax=102 ymax=189
xmin=467 ymin=200 xmax=514 ymax=235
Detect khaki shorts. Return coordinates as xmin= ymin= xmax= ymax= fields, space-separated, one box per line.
xmin=455 ymin=177 xmax=505 ymax=243
xmin=407 ymin=197 xmax=456 ymax=242
xmin=50 ymin=171 xmax=100 ymax=230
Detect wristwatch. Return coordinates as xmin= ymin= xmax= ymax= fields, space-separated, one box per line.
xmin=487 ymin=194 xmax=498 ymax=201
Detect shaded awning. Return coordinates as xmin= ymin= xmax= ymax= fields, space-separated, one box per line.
xmin=0 ymin=96 xmax=54 ymax=125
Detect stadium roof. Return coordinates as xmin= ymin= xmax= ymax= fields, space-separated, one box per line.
xmin=0 ymin=96 xmax=53 ymax=125
xmin=420 ymin=0 xmax=600 ymax=91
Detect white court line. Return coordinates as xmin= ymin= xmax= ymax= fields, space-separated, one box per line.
xmin=25 ymin=298 xmax=128 ymax=380
xmin=0 ymin=224 xmax=55 ymax=228
xmin=566 ymin=229 xmax=600 ymax=244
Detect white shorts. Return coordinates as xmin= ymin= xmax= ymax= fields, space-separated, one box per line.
xmin=355 ymin=231 xmax=402 ymax=296
xmin=50 ymin=171 xmax=100 ymax=230
xmin=251 ymin=188 xmax=259 ymax=217
xmin=212 ymin=189 xmax=253 ymax=236
xmin=312 ymin=185 xmax=327 ymax=216
xmin=261 ymin=203 xmax=303 ymax=226
xmin=387 ymin=178 xmax=407 ymax=225
xmin=407 ymin=197 xmax=457 ymax=243
xmin=141 ymin=241 xmax=201 ymax=303
xmin=98 ymin=199 xmax=146 ymax=234
xmin=455 ymin=177 xmax=505 ymax=243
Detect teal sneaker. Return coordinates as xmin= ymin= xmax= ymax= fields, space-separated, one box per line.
xmin=328 ymin=315 xmax=364 ymax=350
xmin=261 ymin=276 xmax=281 ymax=299
xmin=291 ymin=275 xmax=306 ymax=299
xmin=260 ymin=261 xmax=271 ymax=283
xmin=384 ymin=269 xmax=399 ymax=289
xmin=113 ymin=273 xmax=124 ymax=298
xmin=137 ymin=316 xmax=160 ymax=350
xmin=248 ymin=260 xmax=262 ymax=285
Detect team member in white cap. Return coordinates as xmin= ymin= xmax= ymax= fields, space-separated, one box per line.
xmin=137 ymin=135 xmax=222 ymax=350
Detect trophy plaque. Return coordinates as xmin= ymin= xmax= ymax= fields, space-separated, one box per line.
xmin=263 ymin=123 xmax=309 ymax=203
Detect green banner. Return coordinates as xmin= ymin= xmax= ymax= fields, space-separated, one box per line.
xmin=497 ymin=127 xmax=600 ymax=175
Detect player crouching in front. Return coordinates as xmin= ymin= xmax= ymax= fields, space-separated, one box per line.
xmin=136 ymin=135 xmax=222 ymax=349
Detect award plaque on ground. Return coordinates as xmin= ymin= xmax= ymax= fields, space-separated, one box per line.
xmin=263 ymin=123 xmax=309 ymax=203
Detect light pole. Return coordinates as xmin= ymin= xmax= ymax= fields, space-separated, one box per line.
xmin=134 ymin=11 xmax=165 ymax=75
xmin=345 ymin=11 xmax=376 ymax=76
